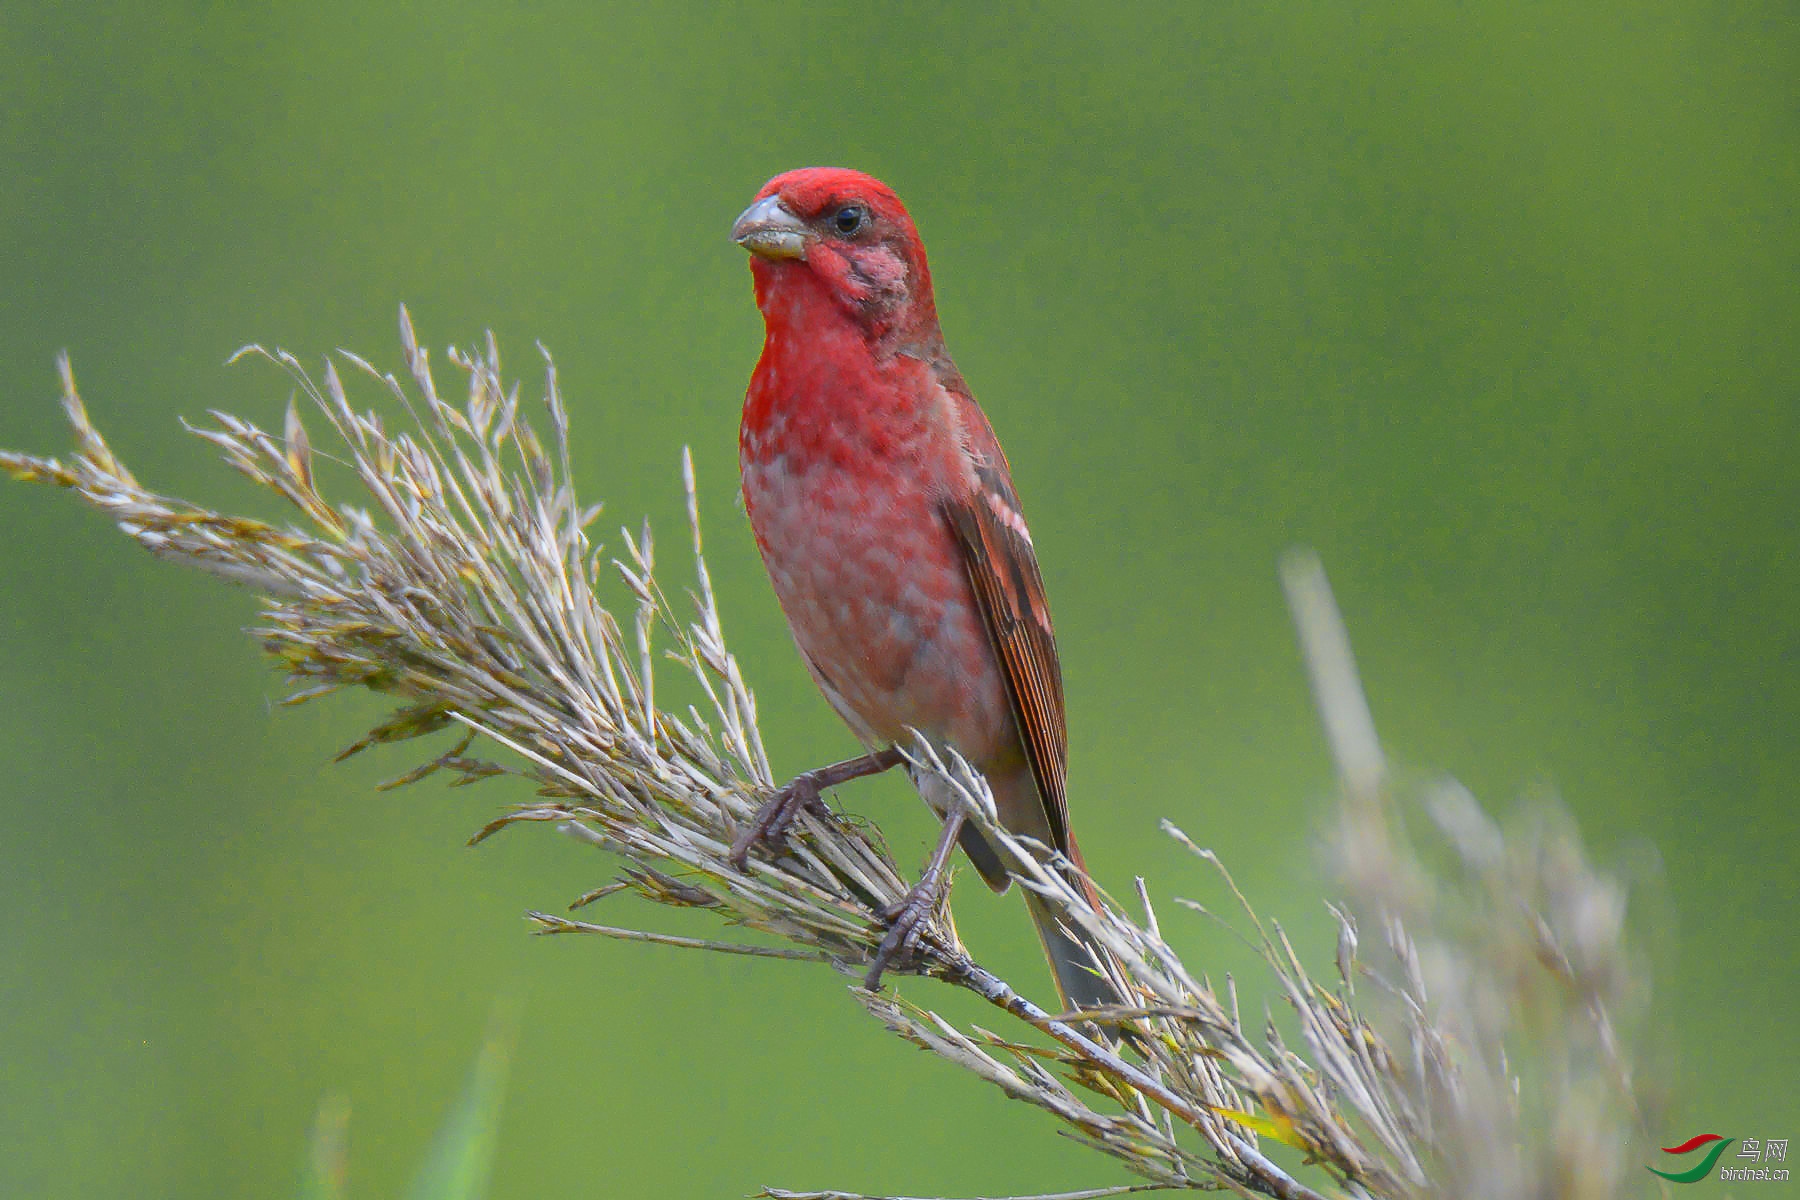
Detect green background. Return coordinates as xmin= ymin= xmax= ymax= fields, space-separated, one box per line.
xmin=2 ymin=3 xmax=1795 ymax=1196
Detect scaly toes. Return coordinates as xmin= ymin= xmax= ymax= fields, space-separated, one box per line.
xmin=729 ymin=776 xmax=824 ymax=871
xmin=864 ymin=877 xmax=943 ymax=990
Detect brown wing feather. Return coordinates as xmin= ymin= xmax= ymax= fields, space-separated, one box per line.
xmin=941 ymin=460 xmax=1070 ymax=855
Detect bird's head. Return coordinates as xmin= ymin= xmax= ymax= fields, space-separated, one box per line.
xmin=732 ymin=167 xmax=939 ymax=346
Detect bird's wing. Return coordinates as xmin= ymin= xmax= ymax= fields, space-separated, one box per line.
xmin=939 ymin=399 xmax=1070 ymax=855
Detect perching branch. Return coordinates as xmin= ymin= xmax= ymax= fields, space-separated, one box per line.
xmin=1 ymin=310 xmax=1661 ymax=1200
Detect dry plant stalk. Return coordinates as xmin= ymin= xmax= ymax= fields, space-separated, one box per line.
xmin=1 ymin=311 xmax=1660 ymax=1200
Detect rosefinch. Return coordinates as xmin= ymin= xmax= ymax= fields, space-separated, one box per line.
xmin=729 ymin=167 xmax=1119 ymax=1014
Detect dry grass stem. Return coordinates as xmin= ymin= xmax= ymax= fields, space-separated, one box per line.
xmin=1 ymin=312 xmax=1661 ymax=1200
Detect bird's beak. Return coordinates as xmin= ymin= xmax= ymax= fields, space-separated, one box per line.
xmin=732 ymin=194 xmax=809 ymax=261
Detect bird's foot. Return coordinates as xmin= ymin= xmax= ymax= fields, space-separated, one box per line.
xmin=729 ymin=747 xmax=905 ymax=872
xmin=863 ymin=864 xmax=951 ymax=991
xmin=728 ymin=773 xmax=828 ymax=872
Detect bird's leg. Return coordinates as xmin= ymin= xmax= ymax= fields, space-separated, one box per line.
xmin=729 ymin=746 xmax=905 ymax=871
xmin=864 ymin=807 xmax=966 ymax=991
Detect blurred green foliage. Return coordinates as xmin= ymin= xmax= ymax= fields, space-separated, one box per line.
xmin=295 ymin=1015 xmax=511 ymax=1200
xmin=1 ymin=3 xmax=1794 ymax=1196
xmin=401 ymin=1015 xmax=512 ymax=1200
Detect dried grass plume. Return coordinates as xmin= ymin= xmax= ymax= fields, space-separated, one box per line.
xmin=1 ymin=310 xmax=1664 ymax=1200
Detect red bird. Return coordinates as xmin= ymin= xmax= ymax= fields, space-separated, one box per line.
xmin=729 ymin=167 xmax=1117 ymax=1013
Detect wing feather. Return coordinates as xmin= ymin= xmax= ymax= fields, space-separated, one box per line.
xmin=941 ymin=458 xmax=1070 ymax=854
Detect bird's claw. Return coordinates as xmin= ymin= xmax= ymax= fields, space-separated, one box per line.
xmin=729 ymin=749 xmax=904 ymax=872
xmin=863 ymin=869 xmax=947 ymax=991
xmin=729 ymin=773 xmax=828 ymax=871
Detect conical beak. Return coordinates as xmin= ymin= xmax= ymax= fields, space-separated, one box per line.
xmin=732 ymin=194 xmax=809 ymax=261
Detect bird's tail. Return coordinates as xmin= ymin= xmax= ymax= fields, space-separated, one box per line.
xmin=1022 ymin=838 xmax=1127 ymax=1019
xmin=953 ymin=806 xmax=1129 ymax=1025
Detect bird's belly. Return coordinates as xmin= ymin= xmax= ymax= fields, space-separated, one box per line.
xmin=743 ymin=455 xmax=1014 ymax=765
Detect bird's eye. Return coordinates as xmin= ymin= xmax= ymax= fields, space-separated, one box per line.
xmin=832 ymin=205 xmax=868 ymax=236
